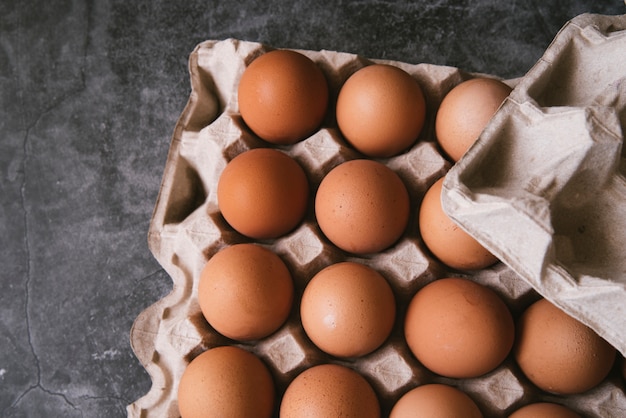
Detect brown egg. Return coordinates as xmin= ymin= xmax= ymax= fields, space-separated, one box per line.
xmin=238 ymin=49 xmax=329 ymax=144
xmin=315 ymin=159 xmax=410 ymax=254
xmin=198 ymin=243 xmax=294 ymax=341
xmin=390 ymin=384 xmax=483 ymax=418
xmin=404 ymin=277 xmax=515 ymax=378
xmin=514 ymin=298 xmax=616 ymax=394
xmin=178 ymin=346 xmax=275 ymax=418
xmin=435 ymin=77 xmax=512 ymax=162
xmin=300 ymin=261 xmax=396 ymax=358
xmin=217 ymin=148 xmax=309 ymax=239
xmin=279 ymin=363 xmax=380 ymax=418
xmin=508 ymin=402 xmax=582 ymax=418
xmin=418 ymin=176 xmax=498 ymax=270
xmin=336 ymin=64 xmax=426 ymax=157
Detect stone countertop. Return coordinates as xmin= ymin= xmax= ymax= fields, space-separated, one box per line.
xmin=1 ymin=1 xmax=624 ymax=417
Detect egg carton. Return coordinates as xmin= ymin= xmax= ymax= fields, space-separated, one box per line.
xmin=128 ymin=14 xmax=626 ymax=418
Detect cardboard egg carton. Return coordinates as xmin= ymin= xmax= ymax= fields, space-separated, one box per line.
xmin=129 ymin=13 xmax=626 ymax=418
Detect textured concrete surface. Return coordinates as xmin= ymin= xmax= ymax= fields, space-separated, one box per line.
xmin=1 ymin=1 xmax=624 ymax=417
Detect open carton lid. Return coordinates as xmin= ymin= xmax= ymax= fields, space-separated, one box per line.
xmin=443 ymin=13 xmax=626 ymax=357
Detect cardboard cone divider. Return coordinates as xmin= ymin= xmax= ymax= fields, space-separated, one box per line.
xmin=128 ymin=13 xmax=626 ymax=418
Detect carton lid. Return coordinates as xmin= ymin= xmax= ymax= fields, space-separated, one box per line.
xmin=443 ymin=13 xmax=626 ymax=357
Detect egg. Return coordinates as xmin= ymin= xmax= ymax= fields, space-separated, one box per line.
xmin=508 ymin=402 xmax=582 ymax=418
xmin=238 ymin=49 xmax=329 ymax=144
xmin=404 ymin=277 xmax=515 ymax=378
xmin=315 ymin=159 xmax=410 ymax=254
xmin=279 ymin=363 xmax=380 ymax=418
xmin=435 ymin=77 xmax=512 ymax=162
xmin=513 ymin=298 xmax=616 ymax=394
xmin=390 ymin=384 xmax=483 ymax=418
xmin=178 ymin=346 xmax=275 ymax=418
xmin=418 ymin=176 xmax=498 ymax=270
xmin=300 ymin=261 xmax=396 ymax=358
xmin=336 ymin=64 xmax=426 ymax=157
xmin=198 ymin=243 xmax=294 ymax=341
xmin=217 ymin=148 xmax=309 ymax=239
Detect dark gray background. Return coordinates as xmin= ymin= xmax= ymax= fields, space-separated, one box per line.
xmin=1 ymin=1 xmax=624 ymax=417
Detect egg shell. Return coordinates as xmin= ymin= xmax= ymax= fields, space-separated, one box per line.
xmin=238 ymin=49 xmax=329 ymax=145
xmin=336 ymin=64 xmax=426 ymax=157
xmin=198 ymin=243 xmax=294 ymax=341
xmin=419 ymin=176 xmax=498 ymax=270
xmin=217 ymin=148 xmax=309 ymax=239
xmin=315 ymin=159 xmax=410 ymax=254
xmin=404 ymin=277 xmax=515 ymax=378
xmin=513 ymin=298 xmax=617 ymax=395
xmin=389 ymin=383 xmax=483 ymax=418
xmin=300 ymin=261 xmax=396 ymax=358
xmin=508 ymin=402 xmax=583 ymax=418
xmin=435 ymin=77 xmax=512 ymax=162
xmin=279 ymin=363 xmax=380 ymax=418
xmin=177 ymin=346 xmax=275 ymax=418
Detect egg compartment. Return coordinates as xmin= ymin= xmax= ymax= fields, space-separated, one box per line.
xmin=443 ymin=13 xmax=626 ymax=360
xmin=129 ymin=33 xmax=626 ymax=418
